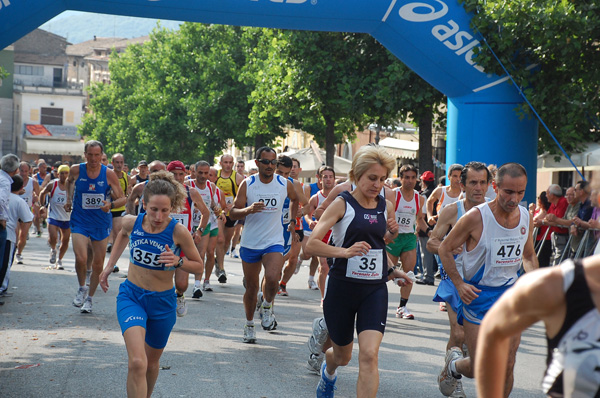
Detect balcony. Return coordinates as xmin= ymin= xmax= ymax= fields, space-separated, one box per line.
xmin=13 ymin=84 xmax=84 ymax=96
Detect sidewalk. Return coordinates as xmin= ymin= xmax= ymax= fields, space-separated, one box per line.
xmin=0 ymin=228 xmax=546 ymax=397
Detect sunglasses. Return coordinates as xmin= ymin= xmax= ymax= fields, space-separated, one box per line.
xmin=258 ymin=159 xmax=278 ymax=165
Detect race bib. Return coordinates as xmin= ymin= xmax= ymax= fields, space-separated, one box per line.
xmin=396 ymin=210 xmax=415 ymax=233
xmin=82 ymin=193 xmax=104 ymax=209
xmin=131 ymin=248 xmax=162 ymax=268
xmin=258 ymin=194 xmax=278 ymax=212
xmin=282 ymin=207 xmax=290 ymax=224
xmin=170 ymin=213 xmax=189 ymax=230
xmin=225 ymin=196 xmax=234 ymax=206
xmin=491 ymin=237 xmax=523 ymax=267
xmin=346 ymin=249 xmax=384 ymax=280
xmin=192 ymin=209 xmax=202 ymax=225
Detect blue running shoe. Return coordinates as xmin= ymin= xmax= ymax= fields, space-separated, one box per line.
xmin=316 ymin=362 xmax=337 ymax=398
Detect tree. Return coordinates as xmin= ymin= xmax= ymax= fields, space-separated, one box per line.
xmin=461 ymin=0 xmax=600 ymax=154
xmin=80 ymin=23 xmax=256 ymax=163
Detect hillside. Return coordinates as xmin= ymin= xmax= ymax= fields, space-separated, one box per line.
xmin=40 ymin=11 xmax=182 ymax=44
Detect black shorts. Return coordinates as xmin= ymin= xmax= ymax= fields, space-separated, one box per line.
xmin=111 ymin=210 xmax=125 ymax=218
xmin=323 ymin=277 xmax=388 ymax=346
xmin=296 ymin=230 xmax=304 ymax=242
xmin=225 ymin=216 xmax=237 ymax=228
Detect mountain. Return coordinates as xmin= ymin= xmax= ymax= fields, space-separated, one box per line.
xmin=40 ymin=11 xmax=182 ymax=44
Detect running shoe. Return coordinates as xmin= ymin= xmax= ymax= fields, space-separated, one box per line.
xmin=80 ymin=297 xmax=93 ymax=313
xmin=308 ymin=279 xmax=318 ymax=290
xmin=36 ymin=230 xmax=42 ymax=238
xmin=15 ymin=254 xmax=23 ymax=264
xmin=256 ymin=292 xmax=263 ymax=312
xmin=73 ymin=286 xmax=88 ymax=307
xmin=295 ymin=256 xmax=303 ymax=274
xmin=450 ymin=380 xmax=466 ymax=398
xmin=308 ymin=317 xmax=329 ymax=355
xmin=396 ymin=306 xmax=415 ymax=319
xmin=438 ymin=347 xmax=463 ymax=396
xmin=230 ymin=248 xmax=239 ymax=258
xmin=42 ymin=220 xmax=47 ymax=229
xmin=56 ymin=259 xmax=64 ymax=270
xmin=176 ymin=295 xmax=188 ymax=317
xmin=316 ymin=362 xmax=337 ymax=398
xmin=112 ymin=265 xmax=119 ymax=273
xmin=192 ymin=286 xmax=203 ymax=299
xmin=106 ymin=243 xmax=113 ymax=253
xmin=307 ymin=353 xmax=324 ymax=374
xmin=217 ymin=269 xmax=227 ymax=284
xmin=259 ymin=303 xmax=277 ymax=331
xmin=49 ymin=249 xmax=57 ymax=264
xmin=202 ymin=281 xmax=213 ymax=292
xmin=243 ymin=324 xmax=256 ymax=343
xmin=440 ymin=302 xmax=448 ymax=312
xmin=279 ymin=284 xmax=288 ymax=296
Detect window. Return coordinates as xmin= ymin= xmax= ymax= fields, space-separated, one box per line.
xmin=16 ymin=65 xmax=44 ymax=76
xmin=41 ymin=107 xmax=63 ymax=125
xmin=558 ymin=171 xmax=573 ymax=192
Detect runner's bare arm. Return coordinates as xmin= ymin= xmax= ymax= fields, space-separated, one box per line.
xmin=476 ymin=267 xmax=563 ymax=398
xmin=426 ymin=202 xmax=458 ymax=254
xmin=314 ymin=183 xmax=347 ymax=220
xmin=439 ymin=210 xmax=482 ymax=304
xmin=287 ymin=180 xmax=299 ymax=231
xmin=64 ymin=164 xmax=80 ymax=212
xmin=426 ymin=186 xmax=442 ymax=223
xmin=522 ymin=215 xmax=539 ymax=272
xmin=416 ymin=194 xmax=428 ymax=235
xmin=305 ymin=197 xmax=352 ymax=258
xmin=126 ymin=182 xmax=144 ymax=215
xmin=170 ymin=223 xmax=204 ymax=274
xmin=100 ymin=215 xmax=136 ymax=291
xmin=106 ymin=169 xmax=126 ymax=210
xmin=293 ymin=179 xmax=307 ymax=206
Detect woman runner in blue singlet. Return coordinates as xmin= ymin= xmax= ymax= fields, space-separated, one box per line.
xmin=306 ymin=145 xmax=413 ymax=398
xmin=99 ymin=170 xmax=203 ymax=397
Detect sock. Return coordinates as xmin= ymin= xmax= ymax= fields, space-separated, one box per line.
xmin=449 ymin=359 xmax=461 ymax=378
xmin=400 ymin=298 xmax=408 ymax=308
xmin=194 ymin=280 xmax=201 ymax=288
xmin=176 ymin=292 xmax=183 ymax=298
xmin=263 ymin=300 xmax=272 ymax=308
xmin=280 ymin=282 xmax=286 ymax=287
xmin=324 ymin=367 xmax=337 ymax=380
xmin=246 ymin=320 xmax=254 ymax=326
xmin=80 ymin=285 xmax=87 ymax=290
xmin=308 ymin=275 xmax=315 ymax=282
xmin=204 ymin=279 xmax=210 ymax=283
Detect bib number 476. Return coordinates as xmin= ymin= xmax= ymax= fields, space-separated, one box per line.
xmin=497 ymin=244 xmax=521 ymax=258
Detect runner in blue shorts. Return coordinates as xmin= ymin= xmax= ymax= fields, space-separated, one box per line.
xmin=437 ymin=162 xmax=538 ymax=397
xmin=99 ymin=170 xmax=203 ymax=397
xmin=426 ymin=162 xmax=491 ymax=398
xmin=230 ymin=147 xmax=298 ymax=343
xmin=64 ymin=140 xmax=126 ymax=314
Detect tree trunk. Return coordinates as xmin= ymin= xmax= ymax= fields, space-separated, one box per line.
xmin=253 ymin=135 xmax=264 ymax=157
xmin=325 ymin=118 xmax=335 ymax=167
xmin=418 ymin=109 xmax=434 ymax=175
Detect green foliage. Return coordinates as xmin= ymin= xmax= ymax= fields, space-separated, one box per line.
xmin=80 ymin=23 xmax=254 ymax=164
xmin=461 ymin=0 xmax=600 ymax=154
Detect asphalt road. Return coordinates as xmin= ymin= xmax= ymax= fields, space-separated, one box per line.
xmin=0 ymin=229 xmax=547 ymax=397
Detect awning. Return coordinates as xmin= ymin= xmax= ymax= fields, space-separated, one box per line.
xmin=537 ymin=142 xmax=600 ymax=172
xmin=22 ymin=138 xmax=84 ymax=156
xmin=378 ymin=137 xmax=418 ymax=159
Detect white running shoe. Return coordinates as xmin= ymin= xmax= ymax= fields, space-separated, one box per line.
xmin=56 ymin=259 xmax=64 ymax=270
xmin=308 ymin=279 xmax=318 ymax=290
xmin=255 ymin=291 xmax=264 ymax=312
xmin=308 ymin=317 xmax=329 ymax=355
xmin=73 ymin=287 xmax=88 ymax=307
xmin=49 ymin=249 xmax=57 ymax=264
xmin=15 ymin=254 xmax=23 ymax=264
xmin=176 ymin=295 xmax=188 ymax=317
xmin=307 ymin=352 xmax=324 ymax=374
xmin=80 ymin=297 xmax=93 ymax=313
xmin=202 ymin=281 xmax=213 ymax=292
xmin=295 ymin=257 xmax=303 ymax=274
xmin=450 ymin=379 xmax=467 ymax=398
xmin=259 ymin=303 xmax=277 ymax=330
xmin=243 ymin=324 xmax=256 ymax=343
xmin=438 ymin=347 xmax=463 ymax=396
xmin=231 ymin=248 xmax=239 ymax=258
xmin=396 ymin=306 xmax=415 ymax=319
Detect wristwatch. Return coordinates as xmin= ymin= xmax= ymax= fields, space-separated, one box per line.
xmin=174 ymin=257 xmax=184 ymax=269
xmin=198 ymin=227 xmax=204 ymax=234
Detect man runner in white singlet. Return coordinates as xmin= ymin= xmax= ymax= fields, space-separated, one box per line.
xmin=230 ymin=147 xmax=298 ymax=343
xmin=427 ymin=164 xmax=463 ymax=226
xmin=437 ymin=162 xmax=538 ymax=397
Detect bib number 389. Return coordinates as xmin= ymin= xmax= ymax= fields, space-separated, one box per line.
xmin=346 ymin=249 xmax=383 ymax=280
xmin=82 ymin=193 xmax=104 ymax=209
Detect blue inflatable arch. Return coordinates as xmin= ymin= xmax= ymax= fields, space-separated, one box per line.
xmin=0 ymin=0 xmax=538 ymax=201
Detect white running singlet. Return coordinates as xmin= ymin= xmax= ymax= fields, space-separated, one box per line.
xmin=240 ymin=174 xmax=289 ymax=250
xmin=394 ymin=189 xmax=420 ymax=234
xmin=48 ymin=179 xmax=70 ymax=221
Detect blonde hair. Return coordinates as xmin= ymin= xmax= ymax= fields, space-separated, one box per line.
xmin=349 ymin=145 xmax=395 ymax=183
xmin=142 ymin=170 xmax=187 ymax=212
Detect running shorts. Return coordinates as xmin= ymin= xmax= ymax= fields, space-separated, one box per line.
xmin=240 ymin=245 xmax=284 ymax=264
xmin=48 ymin=218 xmax=70 ymax=230
xmin=386 ymin=233 xmax=417 ymax=257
